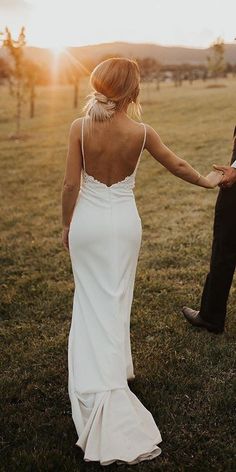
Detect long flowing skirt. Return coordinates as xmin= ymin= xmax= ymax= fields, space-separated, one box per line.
xmin=68 ymin=184 xmax=162 ymax=465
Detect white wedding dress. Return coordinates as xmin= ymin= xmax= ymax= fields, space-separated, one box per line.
xmin=68 ymin=117 xmax=162 ymax=465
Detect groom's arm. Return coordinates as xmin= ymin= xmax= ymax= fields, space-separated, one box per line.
xmin=231 ymin=126 xmax=236 ymax=168
xmin=213 ymin=126 xmax=236 ymax=188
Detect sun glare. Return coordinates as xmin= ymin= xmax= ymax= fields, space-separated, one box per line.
xmin=48 ymin=44 xmax=66 ymax=55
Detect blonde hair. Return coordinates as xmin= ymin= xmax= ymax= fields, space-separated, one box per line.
xmin=83 ymin=57 xmax=141 ymax=121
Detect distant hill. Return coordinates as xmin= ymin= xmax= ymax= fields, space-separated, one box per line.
xmin=68 ymin=41 xmax=236 ymax=65
xmin=22 ymin=41 xmax=236 ymax=67
xmin=1 ymin=41 xmax=235 ymax=76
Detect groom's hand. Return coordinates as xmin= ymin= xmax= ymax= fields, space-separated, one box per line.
xmin=213 ymin=165 xmax=236 ymax=188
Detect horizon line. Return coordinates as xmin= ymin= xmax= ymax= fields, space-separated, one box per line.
xmin=25 ymin=39 xmax=236 ymax=51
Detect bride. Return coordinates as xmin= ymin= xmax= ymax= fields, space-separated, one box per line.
xmin=61 ymin=57 xmax=222 ymax=466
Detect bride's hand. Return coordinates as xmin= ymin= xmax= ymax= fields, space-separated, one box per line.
xmin=62 ymin=226 xmax=70 ymax=251
xmin=204 ymin=170 xmax=224 ymax=188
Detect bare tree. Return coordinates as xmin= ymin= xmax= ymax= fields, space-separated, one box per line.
xmin=63 ymin=51 xmax=89 ymax=108
xmin=24 ymin=59 xmax=40 ymax=118
xmin=1 ymin=27 xmax=26 ymax=136
xmin=137 ymin=57 xmax=161 ymax=83
xmin=207 ymin=37 xmax=226 ymax=80
xmin=1 ymin=27 xmax=41 ymax=132
xmin=136 ymin=57 xmax=161 ymax=101
xmin=71 ymin=68 xmax=80 ymax=109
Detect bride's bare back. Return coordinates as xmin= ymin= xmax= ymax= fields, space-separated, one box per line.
xmin=81 ymin=114 xmax=146 ymax=187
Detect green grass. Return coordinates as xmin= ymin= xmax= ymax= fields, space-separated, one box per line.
xmin=0 ymin=78 xmax=236 ymax=472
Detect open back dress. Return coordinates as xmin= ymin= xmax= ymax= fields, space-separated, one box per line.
xmin=68 ymin=116 xmax=162 ymax=466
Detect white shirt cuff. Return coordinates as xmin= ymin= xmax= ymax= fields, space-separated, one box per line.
xmin=231 ymin=160 xmax=236 ymax=168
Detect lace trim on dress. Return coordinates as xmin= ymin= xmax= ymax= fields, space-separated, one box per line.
xmin=82 ymin=169 xmax=136 ymax=188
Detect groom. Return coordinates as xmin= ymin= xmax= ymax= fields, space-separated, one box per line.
xmin=182 ymin=126 xmax=236 ymax=334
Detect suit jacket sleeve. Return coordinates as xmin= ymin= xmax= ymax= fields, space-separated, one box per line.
xmin=231 ymin=126 xmax=236 ymax=167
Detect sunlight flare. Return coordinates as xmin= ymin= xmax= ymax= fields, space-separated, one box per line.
xmin=50 ymin=44 xmax=66 ymax=55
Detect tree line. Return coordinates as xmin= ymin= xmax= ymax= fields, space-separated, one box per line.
xmin=0 ymin=28 xmax=234 ymax=138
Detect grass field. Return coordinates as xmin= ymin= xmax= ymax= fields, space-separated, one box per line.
xmin=0 ymin=78 xmax=236 ymax=472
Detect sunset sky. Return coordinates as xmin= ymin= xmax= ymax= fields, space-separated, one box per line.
xmin=0 ymin=0 xmax=235 ymax=49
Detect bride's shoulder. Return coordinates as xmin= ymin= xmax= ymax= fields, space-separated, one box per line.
xmin=68 ymin=117 xmax=85 ymax=141
xmin=142 ymin=123 xmax=161 ymax=140
xmin=142 ymin=123 xmax=156 ymax=133
xmin=69 ymin=117 xmax=83 ymax=131
xmin=128 ymin=119 xmax=154 ymax=135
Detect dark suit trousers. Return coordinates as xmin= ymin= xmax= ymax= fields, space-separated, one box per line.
xmin=199 ymin=184 xmax=236 ymax=330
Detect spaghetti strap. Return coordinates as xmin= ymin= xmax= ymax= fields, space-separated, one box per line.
xmin=134 ymin=123 xmax=146 ymax=173
xmin=81 ymin=117 xmax=86 ymax=172
xmin=140 ymin=123 xmax=146 ymax=155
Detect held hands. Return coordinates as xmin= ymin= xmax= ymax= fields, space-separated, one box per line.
xmin=62 ymin=226 xmax=70 ymax=251
xmin=205 ymin=170 xmax=224 ymax=188
xmin=213 ymin=165 xmax=236 ymax=188
xmin=204 ymin=165 xmax=236 ymax=189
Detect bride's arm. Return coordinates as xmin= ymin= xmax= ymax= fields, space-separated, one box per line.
xmin=145 ymin=125 xmax=222 ymax=188
xmin=61 ymin=119 xmax=82 ymax=243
